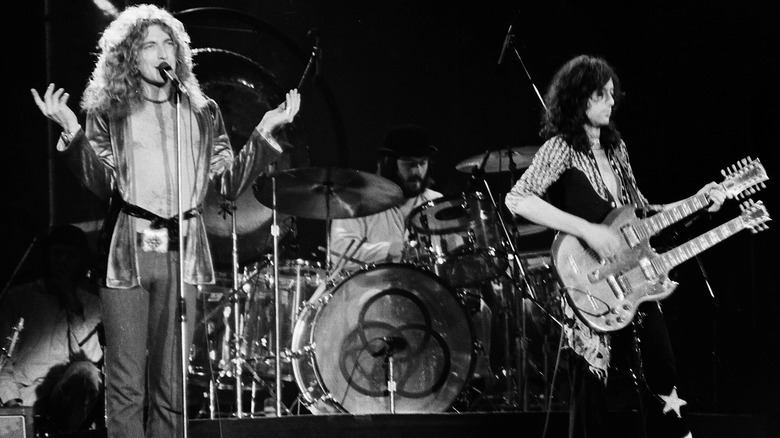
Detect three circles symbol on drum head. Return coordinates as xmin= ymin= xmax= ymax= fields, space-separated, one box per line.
xmin=338 ymin=287 xmax=452 ymax=399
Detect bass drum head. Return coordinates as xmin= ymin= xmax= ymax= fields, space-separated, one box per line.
xmin=293 ymin=263 xmax=476 ymax=414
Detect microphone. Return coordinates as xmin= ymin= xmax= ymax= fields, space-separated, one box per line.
xmin=370 ymin=336 xmax=408 ymax=357
xmin=156 ymin=62 xmax=188 ymax=95
xmin=467 ymin=150 xmax=492 ymax=191
xmin=497 ymin=24 xmax=514 ymax=65
xmin=382 ymin=336 xmax=407 ymax=351
xmin=309 ymin=29 xmax=322 ymax=78
xmin=475 ymin=149 xmax=491 ymax=175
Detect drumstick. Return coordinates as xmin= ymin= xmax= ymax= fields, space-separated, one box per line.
xmin=348 ymin=237 xmax=368 ymax=262
xmin=319 ymin=246 xmax=363 ymax=266
xmin=319 ymin=238 xmax=368 ymax=267
xmin=329 ymin=239 xmax=355 ymax=278
xmin=306 ymin=239 xmax=357 ymax=304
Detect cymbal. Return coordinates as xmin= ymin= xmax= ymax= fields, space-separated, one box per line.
xmin=456 ymin=146 xmax=540 ymax=174
xmin=253 ymin=167 xmax=404 ymax=220
xmin=202 ymin=182 xmax=294 ymax=269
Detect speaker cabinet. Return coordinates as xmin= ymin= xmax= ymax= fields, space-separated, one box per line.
xmin=0 ymin=407 xmax=34 ymax=438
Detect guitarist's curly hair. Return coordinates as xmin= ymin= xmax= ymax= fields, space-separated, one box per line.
xmin=540 ymin=55 xmax=624 ymax=154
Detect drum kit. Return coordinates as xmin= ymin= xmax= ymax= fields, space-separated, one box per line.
xmin=189 ymin=145 xmax=569 ymax=418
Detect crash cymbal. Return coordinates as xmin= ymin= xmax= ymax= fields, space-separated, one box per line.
xmin=253 ymin=167 xmax=404 ymax=220
xmin=456 ymin=146 xmax=540 ymax=174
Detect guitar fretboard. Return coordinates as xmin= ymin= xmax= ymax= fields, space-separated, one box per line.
xmin=653 ymin=216 xmax=744 ymax=272
xmin=636 ymin=193 xmax=710 ymax=240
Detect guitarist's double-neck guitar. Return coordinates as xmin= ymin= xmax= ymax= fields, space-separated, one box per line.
xmin=551 ymin=157 xmax=770 ymax=332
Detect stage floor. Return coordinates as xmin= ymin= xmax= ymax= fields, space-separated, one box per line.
xmin=31 ymin=411 xmax=769 ymax=438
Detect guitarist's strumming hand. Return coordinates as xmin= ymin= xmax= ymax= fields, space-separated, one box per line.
xmin=582 ymin=222 xmax=622 ymax=264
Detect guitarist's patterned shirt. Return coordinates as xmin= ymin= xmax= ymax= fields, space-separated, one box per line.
xmin=505 ymin=135 xmax=650 ymax=380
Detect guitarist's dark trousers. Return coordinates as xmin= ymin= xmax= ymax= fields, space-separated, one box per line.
xmin=568 ymin=302 xmax=691 ymax=438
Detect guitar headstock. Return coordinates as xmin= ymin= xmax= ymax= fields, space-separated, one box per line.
xmin=739 ymin=199 xmax=771 ymax=233
xmin=721 ymin=157 xmax=768 ymax=199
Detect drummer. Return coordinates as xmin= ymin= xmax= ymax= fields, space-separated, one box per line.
xmin=329 ymin=125 xmax=495 ymax=386
xmin=329 ymin=124 xmax=442 ymax=270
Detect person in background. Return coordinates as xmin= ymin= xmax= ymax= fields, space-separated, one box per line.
xmin=329 ymin=124 xmax=494 ymax=394
xmin=0 ymin=224 xmax=104 ymax=435
xmin=329 ymin=124 xmax=442 ymax=270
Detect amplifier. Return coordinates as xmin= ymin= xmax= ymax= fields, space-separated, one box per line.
xmin=0 ymin=407 xmax=34 ymax=438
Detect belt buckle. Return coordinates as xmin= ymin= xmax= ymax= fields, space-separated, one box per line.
xmin=141 ymin=227 xmax=169 ymax=253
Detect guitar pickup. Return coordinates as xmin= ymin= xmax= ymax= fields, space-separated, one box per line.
xmin=620 ymin=223 xmax=641 ymax=247
xmin=606 ymin=275 xmax=625 ymax=301
xmin=639 ymin=257 xmax=659 ymax=280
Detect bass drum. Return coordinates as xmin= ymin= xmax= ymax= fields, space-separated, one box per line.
xmin=291 ymin=263 xmax=476 ymax=414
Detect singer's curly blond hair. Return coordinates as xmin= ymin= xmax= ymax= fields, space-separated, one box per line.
xmin=80 ymin=3 xmax=207 ymax=118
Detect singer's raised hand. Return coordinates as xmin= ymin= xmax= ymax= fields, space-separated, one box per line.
xmin=30 ymin=83 xmax=80 ymax=133
xmin=256 ymin=89 xmax=301 ymax=133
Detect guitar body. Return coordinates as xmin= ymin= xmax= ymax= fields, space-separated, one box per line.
xmin=551 ymin=206 xmax=678 ymax=332
xmin=547 ymin=157 xmax=769 ymax=333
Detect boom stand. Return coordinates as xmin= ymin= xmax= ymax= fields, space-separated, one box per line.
xmin=472 ymin=171 xmax=561 ymax=411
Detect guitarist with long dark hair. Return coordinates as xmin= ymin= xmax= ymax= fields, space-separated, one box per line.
xmin=504 ymin=54 xmax=728 ymax=438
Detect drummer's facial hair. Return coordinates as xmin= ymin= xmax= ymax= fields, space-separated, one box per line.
xmin=399 ymin=174 xmax=425 ymax=197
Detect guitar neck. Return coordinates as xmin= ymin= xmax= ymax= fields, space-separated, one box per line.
xmin=638 ymin=193 xmax=710 ymax=238
xmin=654 ymin=216 xmax=746 ymax=272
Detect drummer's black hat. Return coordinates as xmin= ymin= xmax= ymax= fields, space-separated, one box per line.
xmin=378 ymin=124 xmax=438 ymax=158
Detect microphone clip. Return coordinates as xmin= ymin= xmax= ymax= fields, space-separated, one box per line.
xmin=156 ymin=62 xmax=188 ymax=96
xmin=467 ymin=150 xmax=492 ymax=191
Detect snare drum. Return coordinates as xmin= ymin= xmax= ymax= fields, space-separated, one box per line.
xmin=290 ymin=263 xmax=476 ymax=414
xmin=406 ymin=192 xmax=507 ymax=288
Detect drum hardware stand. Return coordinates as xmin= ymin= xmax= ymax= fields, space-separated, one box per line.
xmin=371 ymin=336 xmax=407 ymax=414
xmin=269 ymin=173 xmax=286 ymax=417
xmin=469 ymin=166 xmax=561 ymax=412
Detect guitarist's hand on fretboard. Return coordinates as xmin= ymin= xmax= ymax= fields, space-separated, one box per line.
xmin=697 ymin=181 xmax=729 ymax=212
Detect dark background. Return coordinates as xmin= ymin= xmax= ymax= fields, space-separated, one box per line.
xmin=5 ymin=0 xmax=779 ymax=433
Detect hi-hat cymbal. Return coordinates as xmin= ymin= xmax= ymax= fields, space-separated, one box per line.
xmin=456 ymin=146 xmax=540 ymax=174
xmin=253 ymin=167 xmax=404 ymax=220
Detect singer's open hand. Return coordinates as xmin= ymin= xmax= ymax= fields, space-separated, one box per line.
xmin=257 ymin=89 xmax=300 ymax=133
xmin=30 ymin=83 xmax=80 ymax=133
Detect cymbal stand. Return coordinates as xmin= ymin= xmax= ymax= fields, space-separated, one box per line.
xmin=270 ymin=174 xmax=285 ymax=416
xmin=472 ymin=170 xmax=561 ymax=411
xmin=323 ymin=174 xmax=334 ymax=274
xmin=226 ymin=200 xmax=248 ymax=418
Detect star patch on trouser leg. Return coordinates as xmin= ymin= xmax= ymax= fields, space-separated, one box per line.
xmin=659 ymin=386 xmax=687 ymax=418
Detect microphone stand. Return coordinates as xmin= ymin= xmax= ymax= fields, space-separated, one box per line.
xmin=0 ymin=236 xmax=38 ymax=303
xmin=172 ymin=84 xmax=190 ymax=438
xmin=695 ymin=255 xmax=719 ymax=410
xmin=508 ymin=39 xmax=547 ymax=112
xmin=470 ymin=162 xmax=561 ymax=411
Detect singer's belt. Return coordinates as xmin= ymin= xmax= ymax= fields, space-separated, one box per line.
xmin=122 ymin=202 xmax=202 ymax=248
